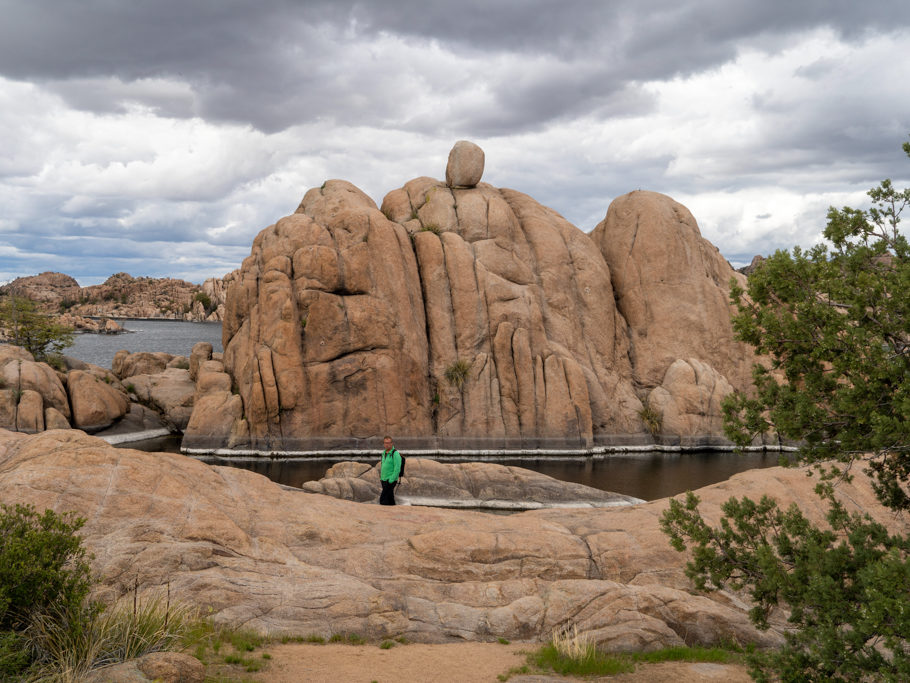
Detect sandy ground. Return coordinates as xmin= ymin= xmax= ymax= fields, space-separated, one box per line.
xmin=249 ymin=642 xmax=754 ymax=683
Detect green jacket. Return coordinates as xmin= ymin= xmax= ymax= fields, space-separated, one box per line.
xmin=380 ymin=448 xmax=401 ymax=483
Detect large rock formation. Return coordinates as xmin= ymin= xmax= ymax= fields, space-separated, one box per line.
xmin=189 ymin=142 xmax=762 ymax=452
xmin=0 ymin=271 xmax=82 ymax=306
xmin=0 ymin=429 xmax=900 ymax=650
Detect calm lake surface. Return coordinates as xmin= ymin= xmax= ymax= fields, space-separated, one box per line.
xmin=120 ymin=435 xmax=786 ymax=501
xmin=68 ymin=320 xmax=223 ymax=368
xmin=82 ymin=324 xmax=786 ymax=501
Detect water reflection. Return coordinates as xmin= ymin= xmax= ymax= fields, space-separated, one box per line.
xmin=117 ymin=435 xmax=788 ymax=501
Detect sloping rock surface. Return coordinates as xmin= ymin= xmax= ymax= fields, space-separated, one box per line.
xmin=2 ymin=430 xmax=901 ymax=650
xmin=302 ymin=458 xmax=642 ymax=509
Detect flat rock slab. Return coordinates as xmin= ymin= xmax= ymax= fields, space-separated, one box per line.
xmin=302 ymin=457 xmax=643 ymax=509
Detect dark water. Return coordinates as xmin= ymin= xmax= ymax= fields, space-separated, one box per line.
xmin=67 ymin=320 xmax=223 ymax=369
xmin=120 ymin=435 xmax=787 ymax=501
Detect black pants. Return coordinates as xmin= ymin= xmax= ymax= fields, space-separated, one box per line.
xmin=379 ymin=480 xmax=396 ymax=505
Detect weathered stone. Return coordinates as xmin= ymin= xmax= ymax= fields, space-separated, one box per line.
xmin=1 ymin=429 xmax=900 ymax=650
xmin=590 ymin=191 xmax=758 ymax=394
xmin=647 ymin=358 xmax=734 ymax=443
xmin=0 ymin=347 xmax=71 ymax=419
xmin=445 ymin=140 xmax=485 ymax=188
xmin=303 ymin=458 xmax=642 ymax=509
xmin=114 ymin=351 xmax=174 ymax=380
xmin=15 ymin=389 xmax=44 ymax=432
xmin=126 ymin=368 xmax=195 ymax=431
xmin=68 ymin=370 xmax=130 ymax=431
xmin=83 ymin=651 xmax=204 ymax=683
xmin=44 ymin=406 xmax=70 ymax=430
xmin=189 ymin=341 xmax=213 ymax=381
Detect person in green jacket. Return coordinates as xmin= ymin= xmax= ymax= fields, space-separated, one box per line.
xmin=379 ymin=435 xmax=402 ymax=505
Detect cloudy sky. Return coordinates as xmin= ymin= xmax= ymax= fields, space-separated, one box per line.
xmin=1 ymin=1 xmax=908 ymax=285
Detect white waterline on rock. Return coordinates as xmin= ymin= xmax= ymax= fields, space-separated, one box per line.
xmin=183 ymin=444 xmax=797 ymax=459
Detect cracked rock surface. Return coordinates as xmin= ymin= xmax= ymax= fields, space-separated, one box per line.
xmin=2 ymin=429 xmax=899 ymax=650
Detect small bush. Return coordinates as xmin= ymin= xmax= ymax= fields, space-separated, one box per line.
xmin=497 ymin=637 xmax=510 ymax=645
xmin=379 ymin=640 xmax=395 ymax=649
xmin=444 ymin=359 xmax=471 ymax=388
xmin=529 ymin=625 xmax=633 ymax=677
xmin=0 ymin=503 xmax=92 ymax=632
xmin=638 ymin=403 xmax=662 ymax=436
xmin=420 ymin=223 xmax=441 ymax=234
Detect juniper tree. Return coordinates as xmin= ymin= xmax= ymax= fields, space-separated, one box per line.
xmin=661 ymin=140 xmax=910 ymax=682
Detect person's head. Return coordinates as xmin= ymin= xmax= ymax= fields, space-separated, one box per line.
xmin=383 ymin=435 xmax=393 ymax=450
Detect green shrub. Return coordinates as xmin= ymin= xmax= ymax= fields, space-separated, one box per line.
xmin=0 ymin=630 xmax=31 ymax=679
xmin=0 ymin=503 xmax=92 ymax=632
xmin=444 ymin=359 xmax=471 ymax=388
xmin=638 ymin=403 xmax=662 ymax=436
xmin=529 ymin=625 xmax=633 ymax=677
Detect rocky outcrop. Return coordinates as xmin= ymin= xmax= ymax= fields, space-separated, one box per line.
xmin=0 ymin=429 xmax=900 ymax=650
xmin=194 ymin=142 xmax=765 ymax=452
xmin=2 ymin=270 xmax=234 ymax=323
xmin=0 ymin=271 xmax=82 ymax=306
xmin=590 ymin=191 xmax=755 ymax=393
xmin=58 ymin=313 xmax=124 ymax=334
xmin=0 ymin=344 xmax=157 ymax=436
xmin=589 ymin=191 xmax=765 ymax=446
xmin=210 ymin=145 xmax=647 ymax=452
xmin=303 ymin=458 xmax=643 ymax=509
xmin=113 ymin=350 xmax=177 ymax=379
xmin=0 ymin=345 xmax=71 ymax=429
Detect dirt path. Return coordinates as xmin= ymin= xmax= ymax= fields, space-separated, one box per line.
xmin=249 ymin=642 xmax=753 ymax=683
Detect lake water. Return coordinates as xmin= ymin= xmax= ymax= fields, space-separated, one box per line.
xmin=68 ymin=320 xmax=223 ymax=368
xmin=120 ymin=435 xmax=787 ymax=501
xmin=82 ymin=323 xmax=788 ymax=501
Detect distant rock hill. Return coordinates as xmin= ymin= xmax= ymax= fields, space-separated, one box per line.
xmin=184 ymin=141 xmax=771 ymax=452
xmin=1 ymin=270 xmax=236 ymax=323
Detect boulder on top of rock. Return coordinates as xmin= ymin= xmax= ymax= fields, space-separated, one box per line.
xmin=445 ymin=140 xmax=485 ymax=188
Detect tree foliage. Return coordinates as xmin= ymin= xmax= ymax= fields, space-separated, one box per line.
xmin=0 ymin=503 xmax=93 ymax=632
xmin=723 ymin=141 xmax=910 ymax=510
xmin=662 ymin=140 xmax=910 ymax=681
xmin=0 ymin=295 xmax=74 ymax=362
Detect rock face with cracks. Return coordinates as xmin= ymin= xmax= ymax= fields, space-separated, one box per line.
xmin=1 ymin=429 xmax=901 ymax=650
xmin=189 ymin=143 xmax=764 ymax=451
